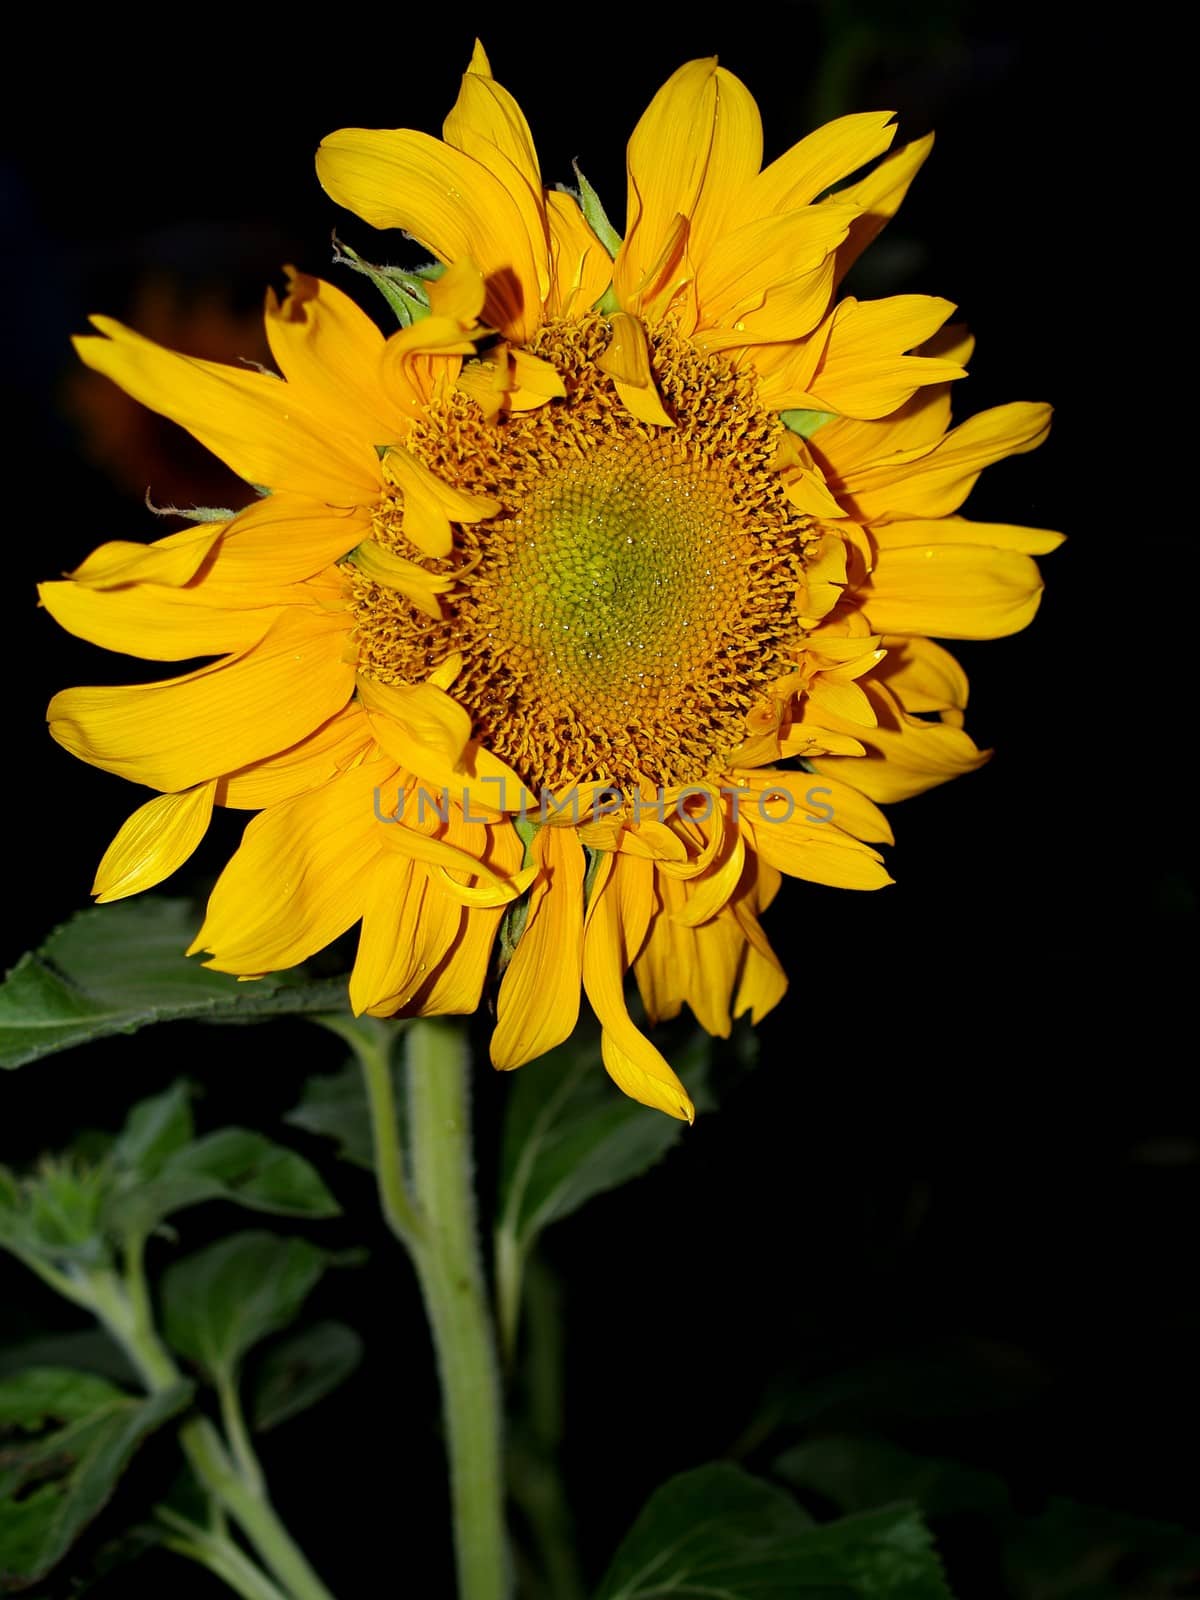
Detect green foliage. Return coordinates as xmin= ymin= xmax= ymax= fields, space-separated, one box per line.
xmin=161 ymin=1232 xmax=329 ymax=1385
xmin=286 ymin=1059 xmax=385 ymax=1171
xmin=250 ymin=1321 xmax=363 ymax=1434
xmin=497 ymin=1031 xmax=709 ymax=1257
xmin=1 ymin=1083 xmax=338 ymax=1281
xmin=0 ymin=1368 xmax=190 ymax=1592
xmin=776 ymin=1435 xmax=1010 ymax=1520
xmin=594 ymin=1462 xmax=953 ymax=1599
xmin=0 ymin=899 xmax=353 ymax=1069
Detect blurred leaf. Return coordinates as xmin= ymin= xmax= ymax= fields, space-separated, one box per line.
xmin=0 ymin=1162 xmax=111 ymax=1271
xmin=104 ymin=1128 xmax=340 ymax=1235
xmin=594 ymin=1462 xmax=954 ymax=1599
xmin=0 ymin=1367 xmax=190 ymax=1591
xmin=111 ymin=1083 xmax=193 ymax=1179
xmin=250 ymin=1321 xmax=363 ymax=1433
xmin=776 ymin=1435 xmax=1009 ymax=1519
xmin=0 ymin=899 xmax=353 ymax=1069
xmin=1005 ymin=1497 xmax=1200 ymax=1600
xmin=0 ymin=1332 xmax=137 ymax=1388
xmin=161 ymin=1232 xmax=328 ymax=1383
xmin=497 ymin=1032 xmax=710 ymax=1255
xmin=286 ymin=1060 xmax=389 ymax=1171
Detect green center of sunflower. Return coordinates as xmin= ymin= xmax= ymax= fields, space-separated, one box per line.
xmin=349 ymin=316 xmax=814 ymax=794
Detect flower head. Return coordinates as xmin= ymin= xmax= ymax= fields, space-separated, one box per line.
xmin=46 ymin=45 xmax=1056 ymax=1119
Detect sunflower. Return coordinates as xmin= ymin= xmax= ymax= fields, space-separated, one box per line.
xmin=45 ymin=45 xmax=1057 ymax=1120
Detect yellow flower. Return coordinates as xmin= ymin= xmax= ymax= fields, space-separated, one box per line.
xmin=45 ymin=45 xmax=1058 ymax=1120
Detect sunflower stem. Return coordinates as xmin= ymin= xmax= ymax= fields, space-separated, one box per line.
xmin=402 ymin=1020 xmax=512 ymax=1600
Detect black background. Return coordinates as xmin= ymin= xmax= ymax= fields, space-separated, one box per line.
xmin=1 ymin=3 xmax=1194 ymax=1595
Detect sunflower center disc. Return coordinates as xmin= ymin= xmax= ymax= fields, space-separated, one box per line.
xmin=351 ymin=316 xmax=813 ymax=795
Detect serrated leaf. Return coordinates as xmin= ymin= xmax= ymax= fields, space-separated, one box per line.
xmin=103 ymin=1128 xmax=340 ymax=1237
xmin=111 ymin=1082 xmax=194 ymax=1179
xmin=0 ymin=1368 xmax=191 ymax=1591
xmin=596 ymin=1464 xmax=954 ymax=1600
xmin=776 ymin=1435 xmax=1009 ymax=1519
xmin=161 ymin=1232 xmax=328 ymax=1383
xmin=497 ymin=1032 xmax=709 ymax=1255
xmin=0 ymin=900 xmax=353 ymax=1069
xmin=250 ymin=1321 xmax=363 ymax=1433
xmin=286 ymin=1061 xmax=388 ymax=1171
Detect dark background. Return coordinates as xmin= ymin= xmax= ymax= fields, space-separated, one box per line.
xmin=2 ymin=3 xmax=1194 ymax=1595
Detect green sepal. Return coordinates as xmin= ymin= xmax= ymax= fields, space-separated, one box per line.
xmin=569 ymin=165 xmax=622 ymax=259
xmin=782 ymin=407 xmax=838 ymax=439
xmin=331 ymin=236 xmax=435 ymax=328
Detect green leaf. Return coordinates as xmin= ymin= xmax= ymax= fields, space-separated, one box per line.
xmin=250 ymin=1321 xmax=363 ymax=1433
xmin=0 ymin=899 xmax=353 ymax=1069
xmin=497 ymin=1032 xmax=709 ymax=1255
xmin=161 ymin=1232 xmax=328 ymax=1382
xmin=776 ymin=1435 xmax=1009 ymax=1519
xmin=286 ymin=1060 xmax=386 ymax=1171
xmin=103 ymin=1128 xmax=341 ymax=1235
xmin=112 ymin=1082 xmax=194 ymax=1179
xmin=0 ymin=1367 xmax=191 ymax=1591
xmin=781 ymin=408 xmax=837 ymax=439
xmin=0 ymin=1332 xmax=137 ymax=1388
xmin=595 ymin=1464 xmax=953 ymax=1599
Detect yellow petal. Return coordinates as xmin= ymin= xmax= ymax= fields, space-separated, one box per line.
xmin=93 ymin=781 xmax=217 ymax=902
xmin=875 ymin=636 xmax=969 ymax=717
xmin=349 ymin=539 xmax=456 ymax=615
xmin=443 ymin=54 xmax=549 ymax=305
xmin=762 ymin=295 xmax=965 ymax=418
xmin=582 ymin=853 xmax=694 ymax=1121
xmin=737 ymin=111 xmax=897 ymax=222
xmin=829 ymin=133 xmax=935 ymax=286
xmin=598 ymin=313 xmax=674 ymax=426
xmin=871 ymin=516 xmax=1064 ymax=557
xmin=545 ymin=190 xmax=613 ymax=318
xmin=208 ymin=495 xmax=369 ymax=586
xmin=74 ymin=317 xmax=379 ymax=502
xmin=39 ymin=579 xmax=282 ymax=661
xmin=743 ymin=805 xmax=892 ymax=891
xmin=382 ymin=446 xmax=501 ymax=558
xmin=670 ymin=830 xmax=745 ymax=927
xmin=491 ymin=825 xmax=585 ymax=1069
xmin=350 ymin=853 xmax=462 ymax=1015
xmin=835 ymin=402 xmax=1053 ymax=524
xmin=217 ymin=704 xmax=374 ymax=809
xmin=265 ymin=269 xmax=400 ymax=443
xmin=191 ymin=757 xmax=396 ymax=973
xmin=615 ymin=60 xmax=762 ymax=317
xmin=693 ymin=203 xmax=857 ymax=347
xmin=863 ymin=542 xmax=1048 ymax=638
xmin=813 ymin=683 xmax=990 ymax=803
xmin=49 ymin=607 xmax=356 ymax=791
xmin=317 ymin=127 xmax=544 ymax=343
xmin=68 ymin=522 xmax=226 ymax=589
